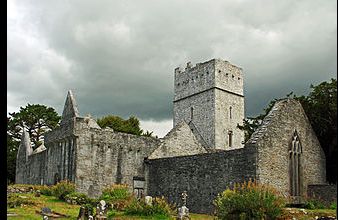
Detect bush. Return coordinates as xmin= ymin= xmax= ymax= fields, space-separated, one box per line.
xmin=329 ymin=201 xmax=337 ymax=210
xmin=214 ymin=180 xmax=285 ymax=220
xmin=64 ymin=192 xmax=92 ymax=205
xmin=125 ymin=196 xmax=174 ymax=217
xmin=107 ymin=210 xmax=117 ymax=219
xmin=303 ymin=199 xmax=326 ymax=209
xmin=35 ymin=185 xmax=53 ymax=196
xmin=7 ymin=194 xmax=36 ymax=208
xmin=52 ymin=180 xmax=75 ymax=200
xmin=99 ymin=184 xmax=132 ymax=211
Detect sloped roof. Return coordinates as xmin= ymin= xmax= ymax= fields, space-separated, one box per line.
xmin=148 ymin=121 xmax=207 ymax=159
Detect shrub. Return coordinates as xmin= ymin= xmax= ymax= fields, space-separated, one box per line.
xmin=64 ymin=192 xmax=92 ymax=205
xmin=7 ymin=194 xmax=36 ymax=208
xmin=303 ymin=199 xmax=326 ymax=209
xmin=214 ymin=179 xmax=285 ymax=220
xmin=329 ymin=201 xmax=337 ymax=210
xmin=125 ymin=196 xmax=174 ymax=217
xmin=52 ymin=180 xmax=75 ymax=200
xmin=107 ymin=210 xmax=117 ymax=219
xmin=99 ymin=184 xmax=132 ymax=211
xmin=35 ymin=185 xmax=53 ymax=196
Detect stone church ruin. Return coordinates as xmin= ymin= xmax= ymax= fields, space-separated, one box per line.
xmin=16 ymin=58 xmax=329 ymax=213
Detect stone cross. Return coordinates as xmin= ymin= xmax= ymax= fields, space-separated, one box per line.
xmin=181 ymin=191 xmax=188 ymax=206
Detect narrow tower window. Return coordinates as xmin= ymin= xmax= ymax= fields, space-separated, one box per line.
xmin=190 ymin=107 xmax=194 ymax=120
xmin=229 ymin=106 xmax=232 ymax=119
xmin=228 ymin=130 xmax=233 ymax=148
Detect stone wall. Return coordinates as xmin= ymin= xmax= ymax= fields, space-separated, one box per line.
xmin=74 ymin=118 xmax=161 ymax=198
xmin=173 ymin=90 xmax=215 ymax=148
xmin=43 ymin=119 xmax=77 ymax=185
xmin=307 ymin=184 xmax=337 ymax=205
xmin=215 ymin=89 xmax=244 ymax=150
xmin=247 ymin=99 xmax=326 ymax=197
xmin=148 ymin=122 xmax=207 ymax=159
xmin=146 ymin=146 xmax=257 ymax=213
xmin=27 ymin=151 xmax=47 ymax=185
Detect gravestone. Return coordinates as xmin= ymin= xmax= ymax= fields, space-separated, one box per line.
xmin=145 ymin=196 xmax=153 ymax=206
xmin=95 ymin=200 xmax=107 ymax=220
xmin=77 ymin=206 xmax=91 ymax=220
xmin=177 ymin=191 xmax=190 ymax=220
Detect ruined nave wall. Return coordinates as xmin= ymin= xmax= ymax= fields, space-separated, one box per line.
xmin=74 ymin=118 xmax=161 ymax=197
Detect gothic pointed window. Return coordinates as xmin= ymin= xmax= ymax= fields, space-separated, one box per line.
xmin=289 ymin=130 xmax=302 ymax=197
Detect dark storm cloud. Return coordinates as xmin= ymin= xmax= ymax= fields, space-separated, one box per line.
xmin=8 ymin=0 xmax=337 ymax=124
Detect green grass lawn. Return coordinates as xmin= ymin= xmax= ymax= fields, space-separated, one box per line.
xmin=7 ymin=193 xmax=80 ymax=220
xmin=7 ymin=192 xmax=215 ymax=219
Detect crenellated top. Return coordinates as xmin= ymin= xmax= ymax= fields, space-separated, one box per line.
xmin=174 ymin=58 xmax=243 ymax=101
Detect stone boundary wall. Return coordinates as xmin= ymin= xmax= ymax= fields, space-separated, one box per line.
xmin=146 ymin=146 xmax=257 ymax=213
xmin=307 ymin=184 xmax=337 ymax=205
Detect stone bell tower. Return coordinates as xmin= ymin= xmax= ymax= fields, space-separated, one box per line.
xmin=173 ymin=58 xmax=245 ymax=150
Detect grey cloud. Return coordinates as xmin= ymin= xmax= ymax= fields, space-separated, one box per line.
xmin=7 ymin=0 xmax=337 ymax=121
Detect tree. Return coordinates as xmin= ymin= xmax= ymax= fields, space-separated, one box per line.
xmin=296 ymin=79 xmax=337 ymax=183
xmin=7 ymin=104 xmax=61 ymax=183
xmin=239 ymin=79 xmax=337 ymax=183
xmin=8 ymin=104 xmax=61 ymax=148
xmin=97 ymin=115 xmax=143 ymax=136
xmin=238 ymin=92 xmax=294 ymax=141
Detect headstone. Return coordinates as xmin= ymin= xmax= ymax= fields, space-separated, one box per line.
xmin=77 ymin=206 xmax=89 ymax=220
xmin=95 ymin=200 xmax=107 ymax=220
xmin=145 ymin=196 xmax=153 ymax=206
xmin=41 ymin=207 xmax=52 ymax=215
xmin=35 ymin=190 xmax=41 ymax=197
xmin=177 ymin=191 xmax=190 ymax=220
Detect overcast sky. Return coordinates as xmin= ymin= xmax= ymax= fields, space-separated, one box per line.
xmin=7 ymin=0 xmax=337 ymax=137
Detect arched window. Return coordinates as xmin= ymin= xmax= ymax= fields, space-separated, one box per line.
xmin=289 ymin=130 xmax=302 ymax=197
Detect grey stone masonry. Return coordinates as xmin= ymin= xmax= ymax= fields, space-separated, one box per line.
xmin=307 ymin=184 xmax=337 ymax=205
xmin=146 ymin=146 xmax=257 ymax=214
xmin=15 ymin=130 xmax=33 ymax=184
xmin=148 ymin=121 xmax=207 ymax=159
xmin=247 ymin=99 xmax=326 ymax=198
xmin=61 ymin=90 xmax=79 ymax=125
xmin=74 ymin=118 xmax=160 ymax=197
xmin=173 ymin=59 xmax=245 ymax=150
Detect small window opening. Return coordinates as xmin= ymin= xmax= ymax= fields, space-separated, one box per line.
xmin=228 ymin=131 xmax=233 ymax=148
xmin=229 ymin=106 xmax=232 ymax=119
xmin=190 ymin=107 xmax=194 ymax=120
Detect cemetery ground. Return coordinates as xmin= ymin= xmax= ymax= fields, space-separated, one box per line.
xmin=6 ymin=192 xmax=213 ymax=219
xmin=7 ymin=183 xmax=337 ymax=220
xmin=6 ymin=191 xmax=337 ymax=219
